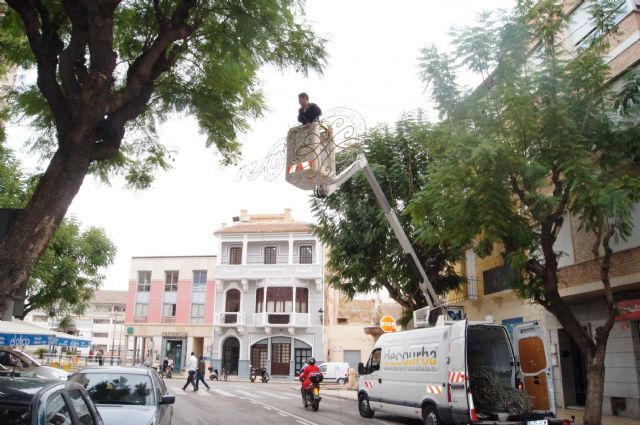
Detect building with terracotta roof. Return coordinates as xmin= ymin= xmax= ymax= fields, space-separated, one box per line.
xmin=210 ymin=209 xmax=324 ymax=378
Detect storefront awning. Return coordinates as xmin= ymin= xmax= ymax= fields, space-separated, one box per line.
xmin=0 ymin=320 xmax=57 ymax=347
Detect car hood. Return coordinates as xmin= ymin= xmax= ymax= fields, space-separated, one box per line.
xmin=33 ymin=366 xmax=68 ymax=380
xmin=96 ymin=405 xmax=156 ymax=425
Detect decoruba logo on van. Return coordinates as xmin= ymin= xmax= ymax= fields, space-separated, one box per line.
xmin=382 ymin=344 xmax=438 ymax=372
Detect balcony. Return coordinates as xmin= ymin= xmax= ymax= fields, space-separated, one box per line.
xmin=214 ymin=263 xmax=322 ymax=280
xmin=445 ymin=277 xmax=480 ymax=304
xmin=133 ymin=316 xmax=147 ymax=323
xmin=483 ymin=265 xmax=521 ymax=295
xmin=215 ymin=312 xmax=245 ymax=326
xmin=161 ymin=316 xmax=176 ymax=324
xmin=215 ymin=312 xmax=311 ymax=327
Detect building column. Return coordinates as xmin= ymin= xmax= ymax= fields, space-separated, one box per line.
xmin=289 ymin=235 xmax=294 ymax=264
xmin=290 ymin=336 xmax=295 ymax=376
xmin=242 ymin=236 xmax=248 ymax=265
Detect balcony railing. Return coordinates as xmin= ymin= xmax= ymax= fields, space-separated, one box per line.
xmin=216 ymin=312 xmax=311 ymax=327
xmin=445 ymin=277 xmax=480 ymax=304
xmin=483 ymin=265 xmax=521 ymax=295
xmin=215 ymin=312 xmax=245 ymax=326
xmin=161 ymin=316 xmax=176 ymax=323
xmin=133 ymin=316 xmax=147 ymax=323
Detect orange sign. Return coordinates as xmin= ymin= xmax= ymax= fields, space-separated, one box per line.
xmin=380 ymin=315 xmax=396 ymax=332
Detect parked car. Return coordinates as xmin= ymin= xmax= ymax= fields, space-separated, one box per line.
xmin=0 ymin=376 xmax=104 ymax=425
xmin=0 ymin=347 xmax=68 ymax=380
xmin=317 ymin=362 xmax=349 ymax=384
xmin=68 ymin=366 xmax=174 ymax=425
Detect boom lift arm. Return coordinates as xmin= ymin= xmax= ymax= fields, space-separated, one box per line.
xmin=315 ymin=155 xmax=439 ymax=312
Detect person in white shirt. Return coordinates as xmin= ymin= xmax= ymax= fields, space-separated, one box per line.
xmin=182 ymin=352 xmax=198 ymax=391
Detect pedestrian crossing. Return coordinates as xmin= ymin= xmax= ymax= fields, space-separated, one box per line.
xmin=168 ymin=384 xmax=299 ymax=400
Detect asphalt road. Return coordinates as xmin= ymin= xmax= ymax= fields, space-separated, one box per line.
xmin=163 ymin=378 xmax=422 ymax=425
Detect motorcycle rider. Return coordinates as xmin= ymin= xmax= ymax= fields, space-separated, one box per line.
xmin=299 ymin=357 xmax=320 ymax=404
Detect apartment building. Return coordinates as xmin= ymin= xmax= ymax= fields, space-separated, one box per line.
xmin=444 ymin=1 xmax=640 ymax=418
xmin=24 ymin=290 xmax=127 ymax=357
xmin=210 ymin=209 xmax=324 ymax=378
xmin=123 ymin=255 xmax=216 ymax=371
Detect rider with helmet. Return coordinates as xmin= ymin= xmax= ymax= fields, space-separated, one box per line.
xmin=299 ymin=357 xmax=320 ymax=401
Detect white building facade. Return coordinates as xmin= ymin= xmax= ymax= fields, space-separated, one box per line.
xmin=211 ymin=209 xmax=324 ymax=378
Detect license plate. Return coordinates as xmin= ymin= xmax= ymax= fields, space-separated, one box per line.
xmin=527 ymin=420 xmax=548 ymax=425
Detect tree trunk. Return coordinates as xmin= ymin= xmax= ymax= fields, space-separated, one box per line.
xmin=0 ymin=147 xmax=91 ymax=317
xmin=583 ymin=344 xmax=607 ymax=425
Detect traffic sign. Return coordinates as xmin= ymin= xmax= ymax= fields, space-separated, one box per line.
xmin=379 ymin=315 xmax=396 ymax=332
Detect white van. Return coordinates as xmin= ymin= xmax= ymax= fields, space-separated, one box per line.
xmin=357 ymin=319 xmax=567 ymax=424
xmin=318 ymin=362 xmax=349 ymax=384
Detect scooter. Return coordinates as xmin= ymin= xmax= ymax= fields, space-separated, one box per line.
xmin=300 ymin=371 xmax=323 ymax=411
xmin=208 ymin=366 xmax=219 ymax=381
xmin=250 ymin=365 xmax=257 ymax=383
xmin=260 ymin=367 xmax=269 ymax=383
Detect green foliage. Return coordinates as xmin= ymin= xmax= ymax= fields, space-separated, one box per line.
xmin=26 ymin=218 xmax=116 ymax=318
xmin=0 ymin=150 xmax=116 ymax=317
xmin=312 ymin=117 xmax=463 ymax=311
xmin=413 ymin=0 xmax=640 ymax=307
xmin=0 ymin=0 xmax=327 ymax=186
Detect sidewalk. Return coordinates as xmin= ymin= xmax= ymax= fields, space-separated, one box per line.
xmin=318 ymin=388 xmax=640 ymax=425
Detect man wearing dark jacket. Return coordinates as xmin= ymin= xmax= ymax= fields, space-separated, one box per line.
xmin=297 ymin=92 xmax=322 ymax=129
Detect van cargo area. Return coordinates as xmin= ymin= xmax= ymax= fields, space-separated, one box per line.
xmin=468 ymin=324 xmax=555 ymax=423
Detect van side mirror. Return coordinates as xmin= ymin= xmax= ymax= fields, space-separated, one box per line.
xmin=358 ymin=362 xmax=367 ymax=375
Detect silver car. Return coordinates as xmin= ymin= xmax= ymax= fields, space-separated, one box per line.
xmin=0 ymin=347 xmax=69 ymax=380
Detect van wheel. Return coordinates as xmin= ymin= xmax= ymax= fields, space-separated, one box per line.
xmin=423 ymin=405 xmax=440 ymax=425
xmin=358 ymin=393 xmax=375 ymax=418
xmin=337 ymin=378 xmax=345 ymax=385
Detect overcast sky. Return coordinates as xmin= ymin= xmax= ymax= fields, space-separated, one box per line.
xmin=7 ymin=0 xmax=514 ymax=291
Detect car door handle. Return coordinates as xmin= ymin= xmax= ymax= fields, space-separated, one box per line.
xmin=378 ymin=378 xmax=382 ymax=384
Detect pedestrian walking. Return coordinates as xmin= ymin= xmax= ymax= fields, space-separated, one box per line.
xmin=182 ymin=352 xmax=198 ymax=391
xmin=195 ymin=355 xmax=210 ymax=391
xmin=96 ymin=350 xmax=103 ymax=366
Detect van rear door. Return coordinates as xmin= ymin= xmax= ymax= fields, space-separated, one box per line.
xmin=449 ymin=319 xmax=470 ymax=422
xmin=512 ymin=321 xmax=556 ymax=415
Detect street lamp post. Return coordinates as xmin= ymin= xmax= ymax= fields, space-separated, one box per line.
xmin=110 ymin=315 xmax=116 ymax=365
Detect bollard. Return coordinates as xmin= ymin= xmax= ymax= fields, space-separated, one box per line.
xmin=347 ymin=368 xmax=358 ymax=390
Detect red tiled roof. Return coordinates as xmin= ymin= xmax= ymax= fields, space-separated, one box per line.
xmin=214 ymin=221 xmax=312 ymax=235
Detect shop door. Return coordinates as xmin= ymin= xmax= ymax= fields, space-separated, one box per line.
xmin=271 ymin=343 xmax=291 ymax=375
xmin=251 ymin=344 xmax=268 ymax=370
xmin=222 ymin=337 xmax=240 ymax=375
xmin=165 ymin=340 xmax=183 ymax=371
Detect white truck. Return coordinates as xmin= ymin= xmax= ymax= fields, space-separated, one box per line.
xmin=357 ymin=319 xmax=568 ymax=425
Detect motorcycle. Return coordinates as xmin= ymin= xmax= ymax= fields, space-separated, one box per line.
xmin=208 ymin=366 xmax=228 ymax=381
xmin=250 ymin=365 xmax=257 ymax=383
xmin=300 ymin=371 xmax=323 ymax=411
xmin=260 ymin=367 xmax=270 ymax=383
xmin=160 ymin=364 xmax=173 ymax=379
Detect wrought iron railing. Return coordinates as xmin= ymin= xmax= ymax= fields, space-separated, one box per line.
xmin=483 ymin=265 xmax=521 ymax=295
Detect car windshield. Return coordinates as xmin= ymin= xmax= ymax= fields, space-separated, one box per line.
xmin=18 ymin=352 xmax=41 ymax=367
xmin=70 ymin=372 xmax=155 ymax=406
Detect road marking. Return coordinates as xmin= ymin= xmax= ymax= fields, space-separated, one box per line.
xmin=197 ymin=390 xmax=211 ymax=396
xmin=240 ymin=396 xmax=319 ymax=425
xmin=255 ymin=391 xmax=296 ymax=400
xmin=236 ymin=390 xmax=261 ymax=398
xmin=211 ymin=389 xmax=238 ymax=397
xmin=277 ymin=412 xmax=289 ymax=417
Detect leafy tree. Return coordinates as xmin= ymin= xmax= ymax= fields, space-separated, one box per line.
xmin=0 ymin=0 xmax=327 ymax=316
xmin=0 ymin=148 xmax=116 ymax=318
xmin=312 ymin=116 xmax=463 ymax=323
xmin=23 ymin=218 xmax=116 ymax=318
xmin=412 ymin=1 xmax=640 ymax=424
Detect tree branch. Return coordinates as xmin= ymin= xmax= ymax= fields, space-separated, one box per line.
xmin=6 ymin=0 xmax=68 ymax=128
